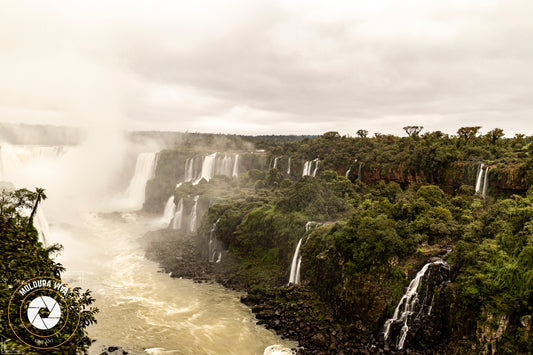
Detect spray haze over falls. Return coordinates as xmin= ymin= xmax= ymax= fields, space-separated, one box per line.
xmin=0 ymin=138 xmax=296 ymax=355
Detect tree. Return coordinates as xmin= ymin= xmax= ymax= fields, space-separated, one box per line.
xmin=457 ymin=126 xmax=481 ymax=141
xmin=356 ymin=129 xmax=368 ymax=138
xmin=403 ymin=126 xmax=424 ymax=138
xmin=28 ymin=187 xmax=47 ymax=229
xmin=485 ymin=128 xmax=505 ymax=144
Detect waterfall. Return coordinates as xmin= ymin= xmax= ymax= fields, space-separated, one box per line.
xmin=273 ymin=156 xmax=280 ymax=169
xmin=162 ymin=196 xmax=176 ymax=225
xmin=34 ymin=207 xmax=50 ymax=246
xmin=287 ymin=157 xmax=291 ymax=175
xmin=196 ymin=153 xmax=217 ymax=184
xmin=358 ymin=162 xmax=363 ymax=180
xmin=288 ymin=222 xmax=320 ymax=285
xmin=345 ymin=159 xmax=357 ymax=179
xmin=474 ymin=164 xmax=490 ymax=198
xmin=171 ymin=197 xmax=184 ymax=230
xmin=288 ymin=238 xmax=304 ymax=285
xmin=122 ymin=152 xmax=158 ymax=210
xmin=0 ymin=144 xmax=65 ymax=182
xmin=184 ymin=158 xmax=197 ymax=182
xmin=383 ymin=260 xmax=450 ymax=350
xmin=302 ymin=159 xmax=320 ymax=177
xmin=183 ymin=153 xmax=240 ymax=185
xmin=189 ymin=195 xmax=200 ymax=233
xmin=482 ymin=166 xmax=489 ymax=199
xmin=232 ymin=154 xmax=240 ymax=177
xmin=474 ymin=163 xmax=485 ymax=194
xmin=207 ymin=218 xmax=223 ymax=263
xmin=311 ymin=159 xmax=320 ymax=177
xmin=302 ymin=161 xmax=310 ymax=177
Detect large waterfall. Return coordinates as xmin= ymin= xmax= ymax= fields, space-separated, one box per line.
xmin=288 ymin=221 xmax=320 ymax=285
xmin=2 ymin=142 xmax=295 ymax=354
xmin=383 ymin=259 xmax=450 ymax=350
xmin=0 ymin=144 xmax=66 ymax=244
xmin=183 ymin=152 xmax=240 ymax=185
xmin=302 ymin=159 xmax=320 ymax=177
xmin=121 ymin=152 xmax=158 ymax=210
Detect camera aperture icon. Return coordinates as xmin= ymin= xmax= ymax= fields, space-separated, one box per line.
xmin=27 ymin=296 xmax=61 ymax=330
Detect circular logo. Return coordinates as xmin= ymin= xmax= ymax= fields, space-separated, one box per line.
xmin=7 ymin=277 xmax=81 ymax=349
xmin=27 ymin=296 xmax=61 ymax=330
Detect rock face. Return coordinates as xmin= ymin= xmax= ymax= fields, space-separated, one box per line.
xmin=358 ymin=163 xmax=528 ymax=196
xmin=384 ymin=261 xmax=451 ymax=352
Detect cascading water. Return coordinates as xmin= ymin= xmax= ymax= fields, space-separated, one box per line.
xmin=287 ymin=157 xmax=291 ymax=175
xmin=121 ymin=152 xmax=158 ymax=210
xmin=0 ymin=144 xmax=65 ymax=245
xmin=162 ymin=196 xmax=176 ymax=225
xmin=482 ymin=166 xmax=489 ymax=199
xmin=474 ymin=163 xmax=485 ymax=194
xmin=345 ymin=159 xmax=357 ymax=178
xmin=474 ymin=164 xmax=490 ymax=198
xmin=189 ymin=195 xmax=200 ymax=233
xmin=288 ymin=221 xmax=320 ymax=285
xmin=383 ymin=259 xmax=451 ymax=350
xmin=207 ymin=218 xmax=223 ymax=263
xmin=182 ymin=153 xmax=240 ymax=185
xmin=288 ymin=238 xmax=304 ymax=285
xmin=232 ymin=154 xmax=240 ymax=177
xmin=302 ymin=159 xmax=320 ymax=177
xmin=272 ymin=156 xmax=280 ymax=169
xmin=171 ymin=197 xmax=184 ymax=230
xmin=2 ymin=141 xmax=295 ymax=354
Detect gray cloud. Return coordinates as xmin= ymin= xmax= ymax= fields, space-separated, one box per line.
xmin=2 ymin=0 xmax=533 ymax=136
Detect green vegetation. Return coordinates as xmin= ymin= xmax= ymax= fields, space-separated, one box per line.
xmin=172 ymin=128 xmax=533 ymax=353
xmin=0 ymin=188 xmax=98 ymax=354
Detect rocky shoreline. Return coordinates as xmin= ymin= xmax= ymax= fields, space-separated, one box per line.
xmin=143 ymin=229 xmax=454 ymax=354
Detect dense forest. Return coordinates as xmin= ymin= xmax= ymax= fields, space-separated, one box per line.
xmin=147 ymin=127 xmax=533 ymax=354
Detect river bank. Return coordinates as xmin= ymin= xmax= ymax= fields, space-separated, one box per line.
xmin=144 ymin=229 xmax=453 ymax=355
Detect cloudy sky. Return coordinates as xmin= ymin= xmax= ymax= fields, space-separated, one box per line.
xmin=1 ymin=0 xmax=532 ymax=136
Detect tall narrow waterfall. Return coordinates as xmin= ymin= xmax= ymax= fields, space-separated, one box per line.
xmin=162 ymin=196 xmax=176 ymax=224
xmin=345 ymin=168 xmax=351 ymax=178
xmin=474 ymin=163 xmax=485 ymax=194
xmin=287 ymin=157 xmax=291 ymax=175
xmin=171 ymin=197 xmax=184 ymax=230
xmin=345 ymin=159 xmax=357 ymax=179
xmin=189 ymin=195 xmax=200 ymax=233
xmin=482 ymin=166 xmax=489 ymax=199
xmin=288 ymin=221 xmax=320 ymax=285
xmin=122 ymin=152 xmax=157 ymax=210
xmin=383 ymin=259 xmax=451 ymax=350
xmin=302 ymin=159 xmax=320 ymax=177
xmin=232 ymin=154 xmax=240 ymax=177
xmin=272 ymin=156 xmax=281 ymax=169
xmin=288 ymin=238 xmax=304 ymax=285
xmin=207 ymin=218 xmax=223 ymax=263
xmin=358 ymin=162 xmax=363 ymax=180
xmin=34 ymin=207 xmax=50 ymax=245
xmin=474 ymin=164 xmax=489 ymax=198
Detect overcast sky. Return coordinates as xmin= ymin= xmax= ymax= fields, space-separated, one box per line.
xmin=1 ymin=0 xmax=532 ymax=136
